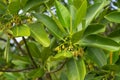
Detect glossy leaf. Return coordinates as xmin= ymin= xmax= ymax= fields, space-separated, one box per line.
xmin=74 ymin=0 xmax=87 ymax=29
xmin=27 ymin=42 xmax=41 ymax=58
xmin=81 ymin=34 xmax=120 ymax=51
xmin=105 ymin=11 xmax=120 ymax=23
xmin=86 ymin=47 xmax=107 ymax=66
xmin=66 ymin=58 xmax=86 ymax=80
xmin=55 ymin=0 xmax=70 ymax=29
xmin=33 ymin=13 xmax=64 ymax=40
xmin=86 ymin=1 xmax=110 ymax=26
xmin=29 ymin=23 xmax=50 ymax=47
xmin=11 ymin=24 xmax=30 ymax=37
xmin=83 ymin=24 xmax=105 ymax=36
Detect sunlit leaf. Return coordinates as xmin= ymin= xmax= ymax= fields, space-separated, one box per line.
xmin=81 ymin=34 xmax=120 ymax=51
xmin=29 ymin=23 xmax=50 ymax=47
xmin=33 ymin=13 xmax=64 ymax=40
xmin=74 ymin=0 xmax=87 ymax=29
xmin=11 ymin=24 xmax=30 ymax=37
xmin=55 ymin=0 xmax=70 ymax=29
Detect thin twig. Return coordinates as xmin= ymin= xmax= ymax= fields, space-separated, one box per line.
xmin=0 ymin=67 xmax=36 ymax=72
xmin=22 ymin=37 xmax=38 ymax=68
xmin=13 ymin=38 xmax=26 ymax=55
xmin=0 ymin=38 xmax=7 ymax=42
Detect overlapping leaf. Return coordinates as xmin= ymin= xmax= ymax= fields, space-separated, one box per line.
xmin=29 ymin=23 xmax=50 ymax=47
xmin=81 ymin=34 xmax=120 ymax=51
xmin=33 ymin=13 xmax=64 ymax=40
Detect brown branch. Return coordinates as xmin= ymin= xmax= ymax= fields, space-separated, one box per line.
xmin=13 ymin=38 xmax=26 ymax=55
xmin=22 ymin=37 xmax=38 ymax=68
xmin=0 ymin=67 xmax=36 ymax=72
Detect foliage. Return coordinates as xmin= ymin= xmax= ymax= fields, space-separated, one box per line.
xmin=0 ymin=0 xmax=120 ymax=80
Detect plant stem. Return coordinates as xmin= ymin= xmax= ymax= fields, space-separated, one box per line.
xmin=13 ymin=38 xmax=26 ymax=55
xmin=0 ymin=67 xmax=36 ymax=72
xmin=22 ymin=37 xmax=38 ymax=68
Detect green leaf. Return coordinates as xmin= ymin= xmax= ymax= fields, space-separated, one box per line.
xmin=55 ymin=0 xmax=70 ymax=29
xmin=108 ymin=29 xmax=120 ymax=43
xmin=74 ymin=0 xmax=87 ymax=29
xmin=23 ymin=0 xmax=47 ymax=13
xmin=86 ymin=1 xmax=110 ymax=26
xmin=105 ymin=11 xmax=120 ymax=23
xmin=102 ymin=65 xmax=120 ymax=73
xmin=86 ymin=47 xmax=107 ymax=66
xmin=83 ymin=24 xmax=105 ymax=36
xmin=28 ymin=68 xmax=44 ymax=79
xmin=81 ymin=34 xmax=120 ymax=51
xmin=0 ymin=1 xmax=7 ymax=14
xmin=27 ymin=41 xmax=41 ymax=58
xmin=4 ymin=39 xmax=10 ymax=62
xmin=8 ymin=0 xmax=20 ymax=14
xmin=11 ymin=24 xmax=30 ymax=37
xmin=71 ymin=30 xmax=84 ymax=43
xmin=33 ymin=13 xmax=64 ymax=40
xmin=29 ymin=23 xmax=50 ymax=47
xmin=66 ymin=58 xmax=86 ymax=80
xmin=48 ymin=51 xmax=72 ymax=61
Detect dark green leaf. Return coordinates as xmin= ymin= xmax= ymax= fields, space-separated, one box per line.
xmin=33 ymin=13 xmax=64 ymax=40
xmin=83 ymin=24 xmax=105 ymax=36
xmin=29 ymin=23 xmax=50 ymax=47
xmin=23 ymin=0 xmax=47 ymax=13
xmin=81 ymin=34 xmax=120 ymax=51
xmin=108 ymin=29 xmax=120 ymax=43
xmin=105 ymin=11 xmax=120 ymax=23
xmin=66 ymin=58 xmax=86 ymax=80
xmin=27 ymin=41 xmax=41 ymax=58
xmin=86 ymin=47 xmax=107 ymax=66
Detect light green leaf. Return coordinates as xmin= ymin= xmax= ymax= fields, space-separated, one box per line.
xmin=74 ymin=0 xmax=87 ymax=29
xmin=86 ymin=47 xmax=107 ymax=66
xmin=33 ymin=13 xmax=64 ymax=40
xmin=27 ymin=41 xmax=41 ymax=58
xmin=28 ymin=68 xmax=44 ymax=79
xmin=86 ymin=1 xmax=110 ymax=26
xmin=81 ymin=34 xmax=120 ymax=51
xmin=66 ymin=58 xmax=86 ymax=80
xmin=48 ymin=51 xmax=72 ymax=61
xmin=29 ymin=23 xmax=50 ymax=47
xmin=55 ymin=0 xmax=70 ymax=29
xmin=11 ymin=24 xmax=30 ymax=37
xmin=105 ymin=11 xmax=120 ymax=23
xmin=4 ymin=39 xmax=10 ymax=62
xmin=83 ymin=24 xmax=105 ymax=36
